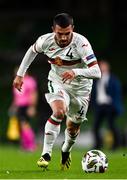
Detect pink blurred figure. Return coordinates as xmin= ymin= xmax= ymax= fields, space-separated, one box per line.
xmin=11 ymin=71 xmax=38 ymax=151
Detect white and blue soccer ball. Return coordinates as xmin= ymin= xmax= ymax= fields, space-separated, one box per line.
xmin=81 ymin=149 xmax=108 ymax=173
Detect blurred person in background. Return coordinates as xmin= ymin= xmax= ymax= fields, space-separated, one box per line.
xmin=13 ymin=13 xmax=101 ymax=170
xmin=91 ymin=60 xmax=123 ymax=150
xmin=9 ymin=69 xmax=38 ymax=152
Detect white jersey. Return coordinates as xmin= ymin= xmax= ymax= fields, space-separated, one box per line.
xmin=17 ymin=31 xmax=101 ymax=123
xmin=33 ymin=32 xmax=97 ymax=93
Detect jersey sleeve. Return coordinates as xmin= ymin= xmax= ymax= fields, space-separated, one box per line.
xmin=32 ymin=35 xmax=46 ymax=53
xmin=77 ymin=36 xmax=97 ymax=65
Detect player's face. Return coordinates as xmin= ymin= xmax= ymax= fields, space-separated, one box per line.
xmin=53 ymin=24 xmax=74 ymax=48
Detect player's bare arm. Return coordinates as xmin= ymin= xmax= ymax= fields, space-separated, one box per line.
xmin=13 ymin=75 xmax=23 ymax=92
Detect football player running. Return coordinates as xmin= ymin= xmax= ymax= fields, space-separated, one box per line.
xmin=13 ymin=13 xmax=101 ymax=170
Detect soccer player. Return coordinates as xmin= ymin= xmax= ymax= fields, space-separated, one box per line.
xmin=13 ymin=13 xmax=101 ymax=170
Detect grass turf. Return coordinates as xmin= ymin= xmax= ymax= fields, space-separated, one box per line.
xmin=0 ymin=144 xmax=127 ymax=179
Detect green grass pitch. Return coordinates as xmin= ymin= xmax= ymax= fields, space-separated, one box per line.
xmin=0 ymin=144 xmax=127 ymax=179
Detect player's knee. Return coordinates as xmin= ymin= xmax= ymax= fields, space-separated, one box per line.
xmin=53 ymin=109 xmax=66 ymax=120
xmin=67 ymin=126 xmax=80 ymax=136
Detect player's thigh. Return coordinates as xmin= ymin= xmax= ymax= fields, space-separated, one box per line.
xmin=45 ymin=80 xmax=70 ymax=114
xmin=68 ymin=95 xmax=90 ymax=123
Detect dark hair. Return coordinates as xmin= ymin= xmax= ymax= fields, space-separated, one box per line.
xmin=53 ymin=13 xmax=74 ymax=28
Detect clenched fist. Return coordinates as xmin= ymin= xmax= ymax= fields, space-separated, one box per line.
xmin=13 ymin=75 xmax=23 ymax=91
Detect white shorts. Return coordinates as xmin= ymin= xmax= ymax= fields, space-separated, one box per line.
xmin=45 ymin=80 xmax=91 ymax=124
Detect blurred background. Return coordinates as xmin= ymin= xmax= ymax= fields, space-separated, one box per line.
xmin=0 ymin=0 xmax=127 ymax=149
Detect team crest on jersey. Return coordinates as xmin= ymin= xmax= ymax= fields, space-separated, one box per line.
xmin=54 ymin=56 xmax=63 ymax=66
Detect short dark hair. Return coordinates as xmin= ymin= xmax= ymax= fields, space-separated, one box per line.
xmin=53 ymin=13 xmax=74 ymax=28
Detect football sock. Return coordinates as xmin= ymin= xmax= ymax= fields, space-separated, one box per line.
xmin=62 ymin=128 xmax=79 ymax=152
xmin=42 ymin=117 xmax=61 ymax=156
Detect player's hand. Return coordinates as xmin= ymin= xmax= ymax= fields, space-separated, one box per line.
xmin=13 ymin=75 xmax=23 ymax=92
xmin=61 ymin=70 xmax=75 ymax=83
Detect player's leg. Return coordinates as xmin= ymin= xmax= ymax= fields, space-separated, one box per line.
xmin=18 ymin=106 xmax=37 ymax=152
xmin=61 ymin=95 xmax=89 ymax=170
xmin=107 ymin=107 xmax=121 ymax=150
xmin=61 ymin=119 xmax=80 ymax=170
xmin=37 ymin=100 xmax=68 ymax=169
xmin=37 ymin=81 xmax=70 ymax=169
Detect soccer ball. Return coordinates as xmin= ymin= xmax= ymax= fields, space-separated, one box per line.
xmin=81 ymin=149 xmax=108 ymax=173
